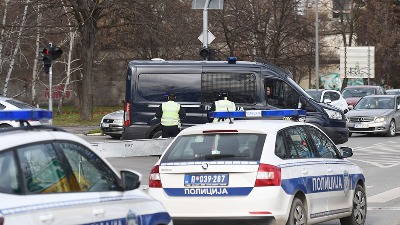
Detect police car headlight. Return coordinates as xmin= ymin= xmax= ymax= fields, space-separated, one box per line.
xmin=374 ymin=116 xmax=387 ymax=123
xmin=323 ymin=108 xmax=343 ymax=120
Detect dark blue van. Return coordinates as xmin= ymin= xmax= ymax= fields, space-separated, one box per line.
xmin=122 ymin=59 xmax=349 ymax=144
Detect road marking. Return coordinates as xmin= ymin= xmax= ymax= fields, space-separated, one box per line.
xmin=369 ymin=207 xmax=400 ymax=211
xmin=368 ymin=187 xmax=400 ymax=203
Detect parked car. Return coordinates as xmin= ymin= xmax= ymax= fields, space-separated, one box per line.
xmin=148 ymin=109 xmax=366 ymax=225
xmin=305 ymin=89 xmax=349 ymax=113
xmin=100 ymin=110 xmax=123 ymax=139
xmin=346 ymin=94 xmax=400 ymax=137
xmin=386 ymin=89 xmax=400 ymax=95
xmin=0 ymin=96 xmax=50 ymax=128
xmin=342 ymin=85 xmax=386 ymax=109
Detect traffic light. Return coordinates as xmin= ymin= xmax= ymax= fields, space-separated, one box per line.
xmin=199 ymin=48 xmax=216 ymax=61
xmin=39 ymin=45 xmax=63 ymax=74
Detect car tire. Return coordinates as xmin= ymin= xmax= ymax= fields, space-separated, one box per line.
xmin=286 ymin=197 xmax=307 ymax=225
xmin=0 ymin=124 xmax=12 ymax=129
xmin=340 ymin=184 xmax=367 ymax=225
xmin=110 ymin=135 xmax=121 ymax=140
xmin=152 ymin=130 xmax=162 ymax=139
xmin=386 ymin=120 xmax=396 ymax=137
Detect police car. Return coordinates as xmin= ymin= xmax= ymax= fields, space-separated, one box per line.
xmin=0 ymin=109 xmax=172 ymax=225
xmin=148 ymin=109 xmax=366 ymax=225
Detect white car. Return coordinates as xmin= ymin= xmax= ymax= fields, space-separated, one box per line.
xmin=305 ymin=89 xmax=349 ymax=113
xmin=148 ymin=110 xmax=366 ymax=225
xmin=0 ymin=96 xmax=50 ymax=128
xmin=0 ymin=109 xmax=172 ymax=225
xmin=100 ymin=110 xmax=124 ymax=139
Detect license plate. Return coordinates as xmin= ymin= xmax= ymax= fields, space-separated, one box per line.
xmin=101 ymin=123 xmax=110 ymax=128
xmin=184 ymin=174 xmax=229 ymax=186
xmin=354 ymin=123 xmax=368 ymax=128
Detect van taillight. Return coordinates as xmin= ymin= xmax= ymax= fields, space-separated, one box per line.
xmin=254 ymin=164 xmax=281 ymax=187
xmin=124 ymin=102 xmax=131 ymax=126
xmin=149 ymin=165 xmax=162 ymax=188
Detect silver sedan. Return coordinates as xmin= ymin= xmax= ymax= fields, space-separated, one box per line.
xmin=346 ymin=95 xmax=400 ymax=137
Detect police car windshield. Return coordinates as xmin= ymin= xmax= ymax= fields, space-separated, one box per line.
xmin=161 ymin=133 xmax=266 ymax=162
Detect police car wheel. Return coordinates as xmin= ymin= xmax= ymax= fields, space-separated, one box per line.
xmin=286 ymin=197 xmax=307 ymax=225
xmin=152 ymin=130 xmax=162 ymax=139
xmin=340 ymin=184 xmax=367 ymax=225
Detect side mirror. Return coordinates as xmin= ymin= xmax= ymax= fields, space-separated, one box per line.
xmin=340 ymin=146 xmax=353 ymax=158
xmin=120 ymin=169 xmax=142 ymax=191
xmin=299 ymin=96 xmax=307 ymax=110
xmin=323 ymin=99 xmax=332 ymax=104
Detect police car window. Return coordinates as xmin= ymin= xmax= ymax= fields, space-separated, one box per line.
xmin=137 ymin=73 xmax=201 ymax=102
xmin=17 ymin=143 xmax=71 ymax=194
xmin=60 ymin=142 xmax=120 ymax=192
xmin=275 ymin=131 xmax=287 ymax=159
xmin=306 ymin=126 xmax=338 ymax=158
xmin=201 ymin=72 xmax=257 ymax=104
xmin=161 ymin=133 xmax=265 ymax=162
xmin=0 ymin=151 xmax=20 ymax=194
xmin=284 ymin=126 xmax=315 ymax=159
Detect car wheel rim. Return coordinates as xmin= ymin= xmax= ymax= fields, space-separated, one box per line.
xmin=390 ymin=122 xmax=396 ymax=135
xmin=293 ymin=205 xmax=306 ymax=225
xmin=353 ymin=190 xmax=367 ymax=224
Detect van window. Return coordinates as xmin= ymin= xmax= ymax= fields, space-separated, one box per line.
xmin=137 ymin=74 xmax=201 ymax=102
xmin=201 ymin=72 xmax=257 ymax=104
xmin=265 ymin=79 xmax=301 ymax=109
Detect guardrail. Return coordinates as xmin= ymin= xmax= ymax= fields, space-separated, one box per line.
xmin=90 ymin=138 xmax=173 ymax=158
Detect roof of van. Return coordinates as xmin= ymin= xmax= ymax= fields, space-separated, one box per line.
xmin=128 ymin=59 xmax=292 ymax=78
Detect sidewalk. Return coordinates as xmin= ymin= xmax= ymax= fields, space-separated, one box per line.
xmin=59 ymin=125 xmax=100 ymax=135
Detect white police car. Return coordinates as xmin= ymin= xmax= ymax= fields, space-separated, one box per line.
xmin=0 ymin=109 xmax=172 ymax=225
xmin=148 ymin=109 xmax=366 ymax=225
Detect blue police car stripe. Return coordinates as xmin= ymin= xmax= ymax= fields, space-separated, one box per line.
xmin=81 ymin=212 xmax=171 ymax=225
xmin=281 ymin=173 xmax=365 ymax=195
xmin=0 ymin=195 xmax=151 ymax=216
xmin=163 ymin=187 xmax=253 ymax=196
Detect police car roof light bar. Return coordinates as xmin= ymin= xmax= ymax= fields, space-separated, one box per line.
xmin=0 ymin=109 xmax=53 ymax=121
xmin=209 ymin=109 xmax=307 ymax=119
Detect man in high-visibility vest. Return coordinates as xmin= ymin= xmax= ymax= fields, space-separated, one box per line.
xmin=208 ymin=92 xmax=236 ymax=123
xmin=155 ymin=93 xmax=186 ymax=138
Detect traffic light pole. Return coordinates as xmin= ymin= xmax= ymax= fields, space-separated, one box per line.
xmin=202 ymin=0 xmax=211 ymax=49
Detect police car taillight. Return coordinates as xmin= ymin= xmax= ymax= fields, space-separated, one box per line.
xmin=149 ymin=165 xmax=162 ymax=188
xmin=254 ymin=164 xmax=281 ymax=187
xmin=124 ymin=102 xmax=131 ymax=126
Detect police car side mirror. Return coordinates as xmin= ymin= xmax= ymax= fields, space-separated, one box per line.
xmin=340 ymin=146 xmax=353 ymax=158
xmin=323 ymin=99 xmax=332 ymax=104
xmin=120 ymin=169 xmax=142 ymax=191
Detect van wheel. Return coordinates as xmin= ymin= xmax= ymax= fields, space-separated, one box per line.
xmin=151 ymin=130 xmax=162 ymax=139
xmin=286 ymin=198 xmax=307 ymax=225
xmin=340 ymin=184 xmax=367 ymax=225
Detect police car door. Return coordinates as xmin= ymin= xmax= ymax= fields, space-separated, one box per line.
xmin=279 ymin=126 xmax=329 ymax=218
xmin=306 ymin=126 xmax=352 ymax=215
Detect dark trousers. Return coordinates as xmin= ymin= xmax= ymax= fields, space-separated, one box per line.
xmin=162 ymin=125 xmax=180 ymax=138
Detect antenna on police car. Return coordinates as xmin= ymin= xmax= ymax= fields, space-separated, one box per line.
xmin=227 ymin=107 xmax=233 ymax=124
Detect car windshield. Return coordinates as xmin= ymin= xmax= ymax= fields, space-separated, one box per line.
xmin=305 ymin=90 xmax=322 ymax=102
xmin=354 ymin=97 xmax=395 ymax=110
xmin=161 ymin=133 xmax=266 ymax=162
xmin=342 ymin=88 xmax=375 ymax=98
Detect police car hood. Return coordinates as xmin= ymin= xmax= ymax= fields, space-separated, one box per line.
xmin=346 ymin=109 xmax=394 ymax=117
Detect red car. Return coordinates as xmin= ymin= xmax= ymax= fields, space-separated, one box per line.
xmin=342 ymin=85 xmax=386 ymax=108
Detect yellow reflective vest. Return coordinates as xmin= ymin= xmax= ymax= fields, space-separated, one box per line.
xmin=213 ymin=99 xmax=236 ymax=123
xmin=161 ymin=101 xmax=181 ymax=126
